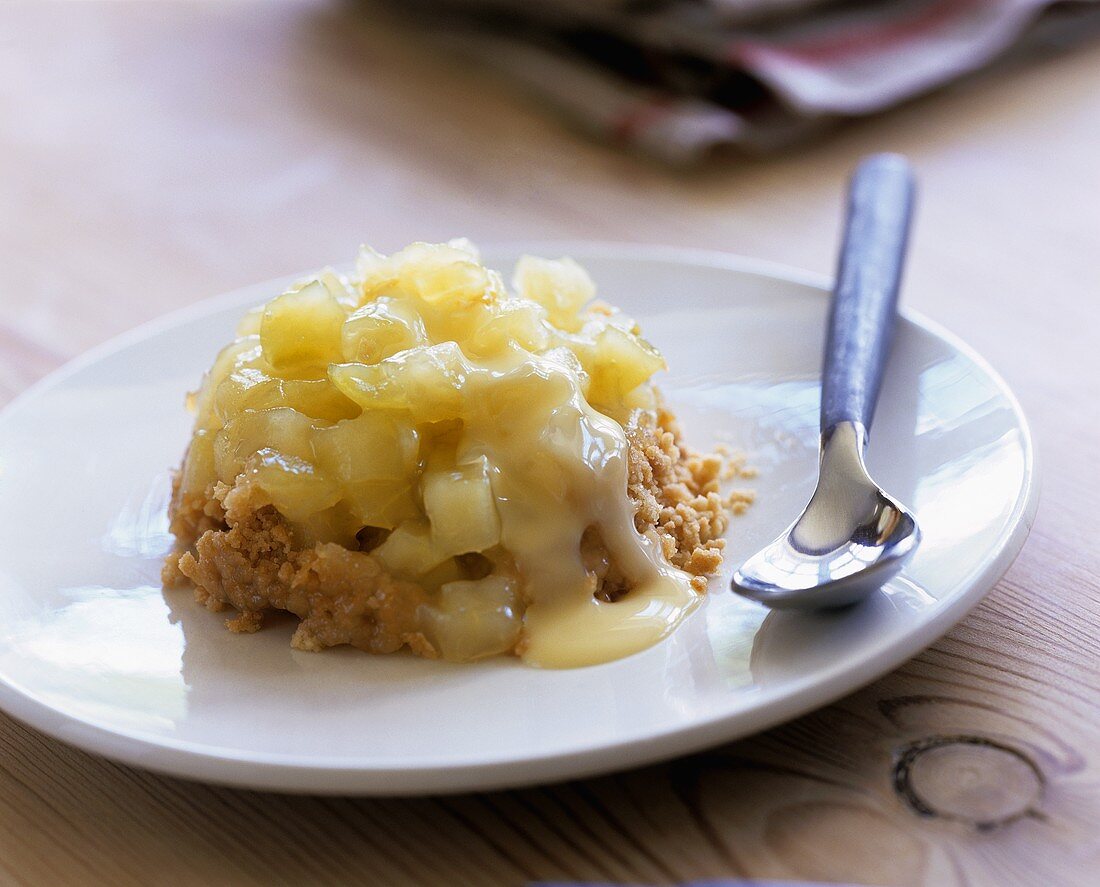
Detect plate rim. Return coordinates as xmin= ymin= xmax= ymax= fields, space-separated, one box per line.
xmin=0 ymin=243 xmax=1039 ymax=794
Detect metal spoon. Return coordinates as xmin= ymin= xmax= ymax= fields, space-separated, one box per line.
xmin=732 ymin=153 xmax=921 ymax=610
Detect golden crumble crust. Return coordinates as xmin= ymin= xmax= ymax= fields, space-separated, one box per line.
xmin=173 ymin=478 xmax=435 ymax=656
xmin=626 ymin=407 xmax=731 ymax=591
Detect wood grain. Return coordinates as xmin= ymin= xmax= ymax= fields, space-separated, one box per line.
xmin=1 ymin=2 xmax=1099 ymax=885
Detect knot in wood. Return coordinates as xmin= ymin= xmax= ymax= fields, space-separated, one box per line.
xmin=893 ymin=734 xmax=1044 ymax=830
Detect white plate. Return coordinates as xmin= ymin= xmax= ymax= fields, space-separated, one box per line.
xmin=0 ymin=246 xmax=1037 ymax=795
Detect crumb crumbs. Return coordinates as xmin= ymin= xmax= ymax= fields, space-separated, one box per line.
xmin=626 ymin=408 xmax=733 ymax=580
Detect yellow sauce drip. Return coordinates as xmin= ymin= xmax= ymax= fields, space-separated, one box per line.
xmin=456 ymin=349 xmax=700 ymax=667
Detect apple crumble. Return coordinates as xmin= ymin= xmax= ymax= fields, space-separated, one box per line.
xmin=164 ymin=241 xmax=748 ymax=666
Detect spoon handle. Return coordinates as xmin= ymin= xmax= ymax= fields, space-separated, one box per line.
xmin=821 ymin=153 xmax=916 ymax=439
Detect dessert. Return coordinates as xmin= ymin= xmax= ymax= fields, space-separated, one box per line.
xmin=164 ymin=241 xmax=744 ymax=667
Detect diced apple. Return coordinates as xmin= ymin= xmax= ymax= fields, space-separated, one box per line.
xmin=278 ymin=380 xmax=359 ymax=421
xmin=213 ymin=407 xmax=320 ymax=482
xmin=582 ymin=325 xmax=665 ymax=405
xmin=422 ymin=456 xmax=502 ymax=557
xmin=293 ymin=503 xmax=363 ymax=548
xmin=397 ymin=344 xmax=468 ymax=422
xmin=216 ymin=371 xmax=358 ymax=423
xmin=512 ymin=256 xmax=595 ymax=331
xmin=391 ymin=242 xmax=493 ymax=307
xmin=329 ymin=342 xmax=467 ymax=423
xmin=191 ymin=336 xmax=264 ymax=431
xmin=245 ymin=448 xmax=342 ymax=523
xmin=417 ymin=576 xmax=522 ymax=661
xmin=313 ymin=413 xmax=418 ymax=484
xmin=326 ymin=362 xmax=400 ymax=412
xmin=342 ymin=480 xmax=419 ymax=530
xmin=355 ymin=245 xmax=401 ymax=304
xmin=374 ymin=519 xmax=449 ymax=576
xmin=214 ymin=367 xmax=270 ymax=424
xmin=180 ymin=428 xmax=217 ymax=495
xmin=260 ymin=280 xmax=346 ymax=374
xmin=341 ymin=297 xmax=426 ymax=364
xmin=468 ymin=299 xmax=551 ymax=357
xmin=315 ymin=269 xmax=359 ymax=309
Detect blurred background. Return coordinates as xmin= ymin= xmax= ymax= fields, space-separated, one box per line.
xmin=3 ymin=0 xmax=1098 ymax=411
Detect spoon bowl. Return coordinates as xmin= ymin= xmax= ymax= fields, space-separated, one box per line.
xmin=732 ymin=422 xmax=921 ymax=609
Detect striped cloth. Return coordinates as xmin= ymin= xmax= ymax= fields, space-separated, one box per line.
xmin=390 ymin=0 xmax=1100 ymax=163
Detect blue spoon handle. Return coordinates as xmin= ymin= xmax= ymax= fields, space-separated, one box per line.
xmin=821 ymin=153 xmax=916 ymax=438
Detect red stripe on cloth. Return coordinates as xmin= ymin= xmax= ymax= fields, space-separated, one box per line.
xmin=728 ymin=0 xmax=993 ymax=66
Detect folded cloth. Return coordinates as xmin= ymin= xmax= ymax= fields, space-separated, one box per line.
xmin=386 ymin=0 xmax=1100 ymax=163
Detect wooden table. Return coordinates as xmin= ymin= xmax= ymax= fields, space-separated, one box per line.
xmin=2 ymin=2 xmax=1098 ymax=884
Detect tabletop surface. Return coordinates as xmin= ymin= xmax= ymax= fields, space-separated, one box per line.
xmin=2 ymin=2 xmax=1098 ymax=885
